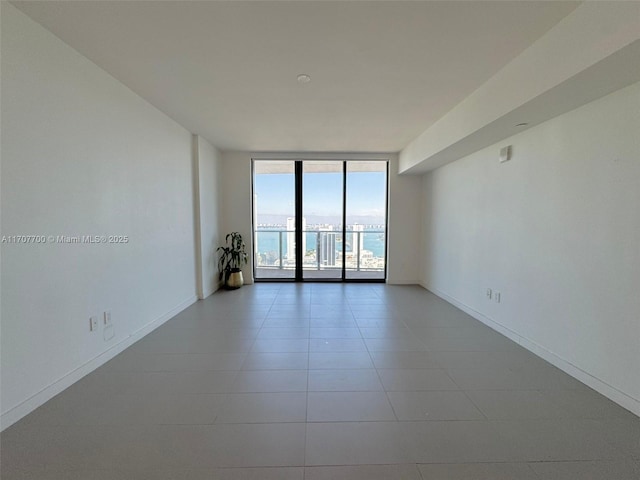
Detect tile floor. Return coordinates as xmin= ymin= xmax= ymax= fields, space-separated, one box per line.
xmin=1 ymin=284 xmax=638 ymax=479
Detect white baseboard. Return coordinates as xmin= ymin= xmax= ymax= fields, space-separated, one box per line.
xmin=420 ymin=282 xmax=640 ymax=418
xmin=200 ymin=283 xmax=220 ymax=299
xmin=0 ymin=295 xmax=198 ymax=431
xmin=386 ymin=278 xmax=420 ymax=285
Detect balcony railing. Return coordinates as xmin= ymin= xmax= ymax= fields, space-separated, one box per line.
xmin=254 ymin=230 xmax=385 ymax=273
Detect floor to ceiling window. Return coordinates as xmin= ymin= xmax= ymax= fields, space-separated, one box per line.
xmin=252 ymin=161 xmax=296 ymax=280
xmin=253 ymin=159 xmax=388 ymax=282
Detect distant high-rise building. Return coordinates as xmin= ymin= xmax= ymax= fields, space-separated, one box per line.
xmin=320 ymin=231 xmax=337 ymax=266
xmin=253 ymin=193 xmax=258 ymax=254
xmin=286 ymin=217 xmax=294 ymax=260
xmin=286 ymin=217 xmax=306 ymax=260
xmin=352 ymin=223 xmax=365 ymax=253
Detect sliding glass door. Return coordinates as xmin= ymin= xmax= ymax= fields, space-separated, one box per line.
xmin=345 ymin=161 xmax=387 ymax=280
xmin=302 ymin=161 xmax=344 ymax=280
xmin=253 ymin=159 xmax=387 ymax=282
xmin=253 ymin=161 xmax=296 ymax=279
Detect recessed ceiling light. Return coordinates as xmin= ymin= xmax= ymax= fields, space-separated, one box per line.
xmin=515 ymin=122 xmax=529 ymax=127
xmin=297 ymin=74 xmax=311 ymax=84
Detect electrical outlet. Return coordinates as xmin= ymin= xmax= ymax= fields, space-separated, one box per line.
xmin=495 ymin=292 xmax=501 ymax=303
xmin=104 ymin=324 xmax=115 ymax=341
xmin=89 ymin=316 xmax=99 ymax=332
xmin=103 ymin=311 xmax=112 ymax=325
xmin=486 ymin=288 xmax=492 ymax=299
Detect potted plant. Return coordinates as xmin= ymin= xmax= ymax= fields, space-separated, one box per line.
xmin=217 ymin=232 xmax=248 ymax=289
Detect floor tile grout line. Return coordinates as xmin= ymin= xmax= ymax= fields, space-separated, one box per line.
xmin=458 ymin=388 xmax=490 ymax=421
xmin=304 ymin=295 xmax=311 ymax=471
xmin=437 ymin=365 xmax=490 ymax=421
xmin=353 ymin=301 xmax=403 ymax=424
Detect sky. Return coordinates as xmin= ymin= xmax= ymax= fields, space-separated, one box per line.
xmin=254 ymin=171 xmax=387 ymax=220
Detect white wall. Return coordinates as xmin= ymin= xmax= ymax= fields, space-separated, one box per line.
xmin=219 ymin=152 xmax=255 ymax=284
xmin=193 ymin=135 xmax=223 ymax=298
xmin=387 ymin=155 xmax=422 ymax=284
xmin=1 ymin=5 xmax=199 ymax=429
xmin=400 ymin=1 xmax=640 ymax=174
xmin=420 ymin=82 xmax=640 ymax=415
xmin=219 ymin=152 xmax=422 ymax=285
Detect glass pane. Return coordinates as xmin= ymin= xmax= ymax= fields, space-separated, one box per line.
xmin=253 ymin=161 xmax=296 ymax=279
xmin=345 ymin=161 xmax=387 ymax=279
xmin=302 ymin=161 xmax=344 ymax=279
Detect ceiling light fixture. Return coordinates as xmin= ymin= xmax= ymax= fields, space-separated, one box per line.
xmin=297 ymin=74 xmax=311 ymax=84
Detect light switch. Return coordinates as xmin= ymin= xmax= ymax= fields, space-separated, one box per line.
xmin=499 ymin=146 xmax=512 ymax=163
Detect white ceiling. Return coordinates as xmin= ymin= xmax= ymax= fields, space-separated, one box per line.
xmin=13 ymin=1 xmax=579 ymax=153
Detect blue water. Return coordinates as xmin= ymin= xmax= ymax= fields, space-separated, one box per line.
xmin=256 ymin=230 xmax=385 ymax=258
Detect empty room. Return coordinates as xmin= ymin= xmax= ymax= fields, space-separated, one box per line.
xmin=1 ymin=1 xmax=639 ymax=479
